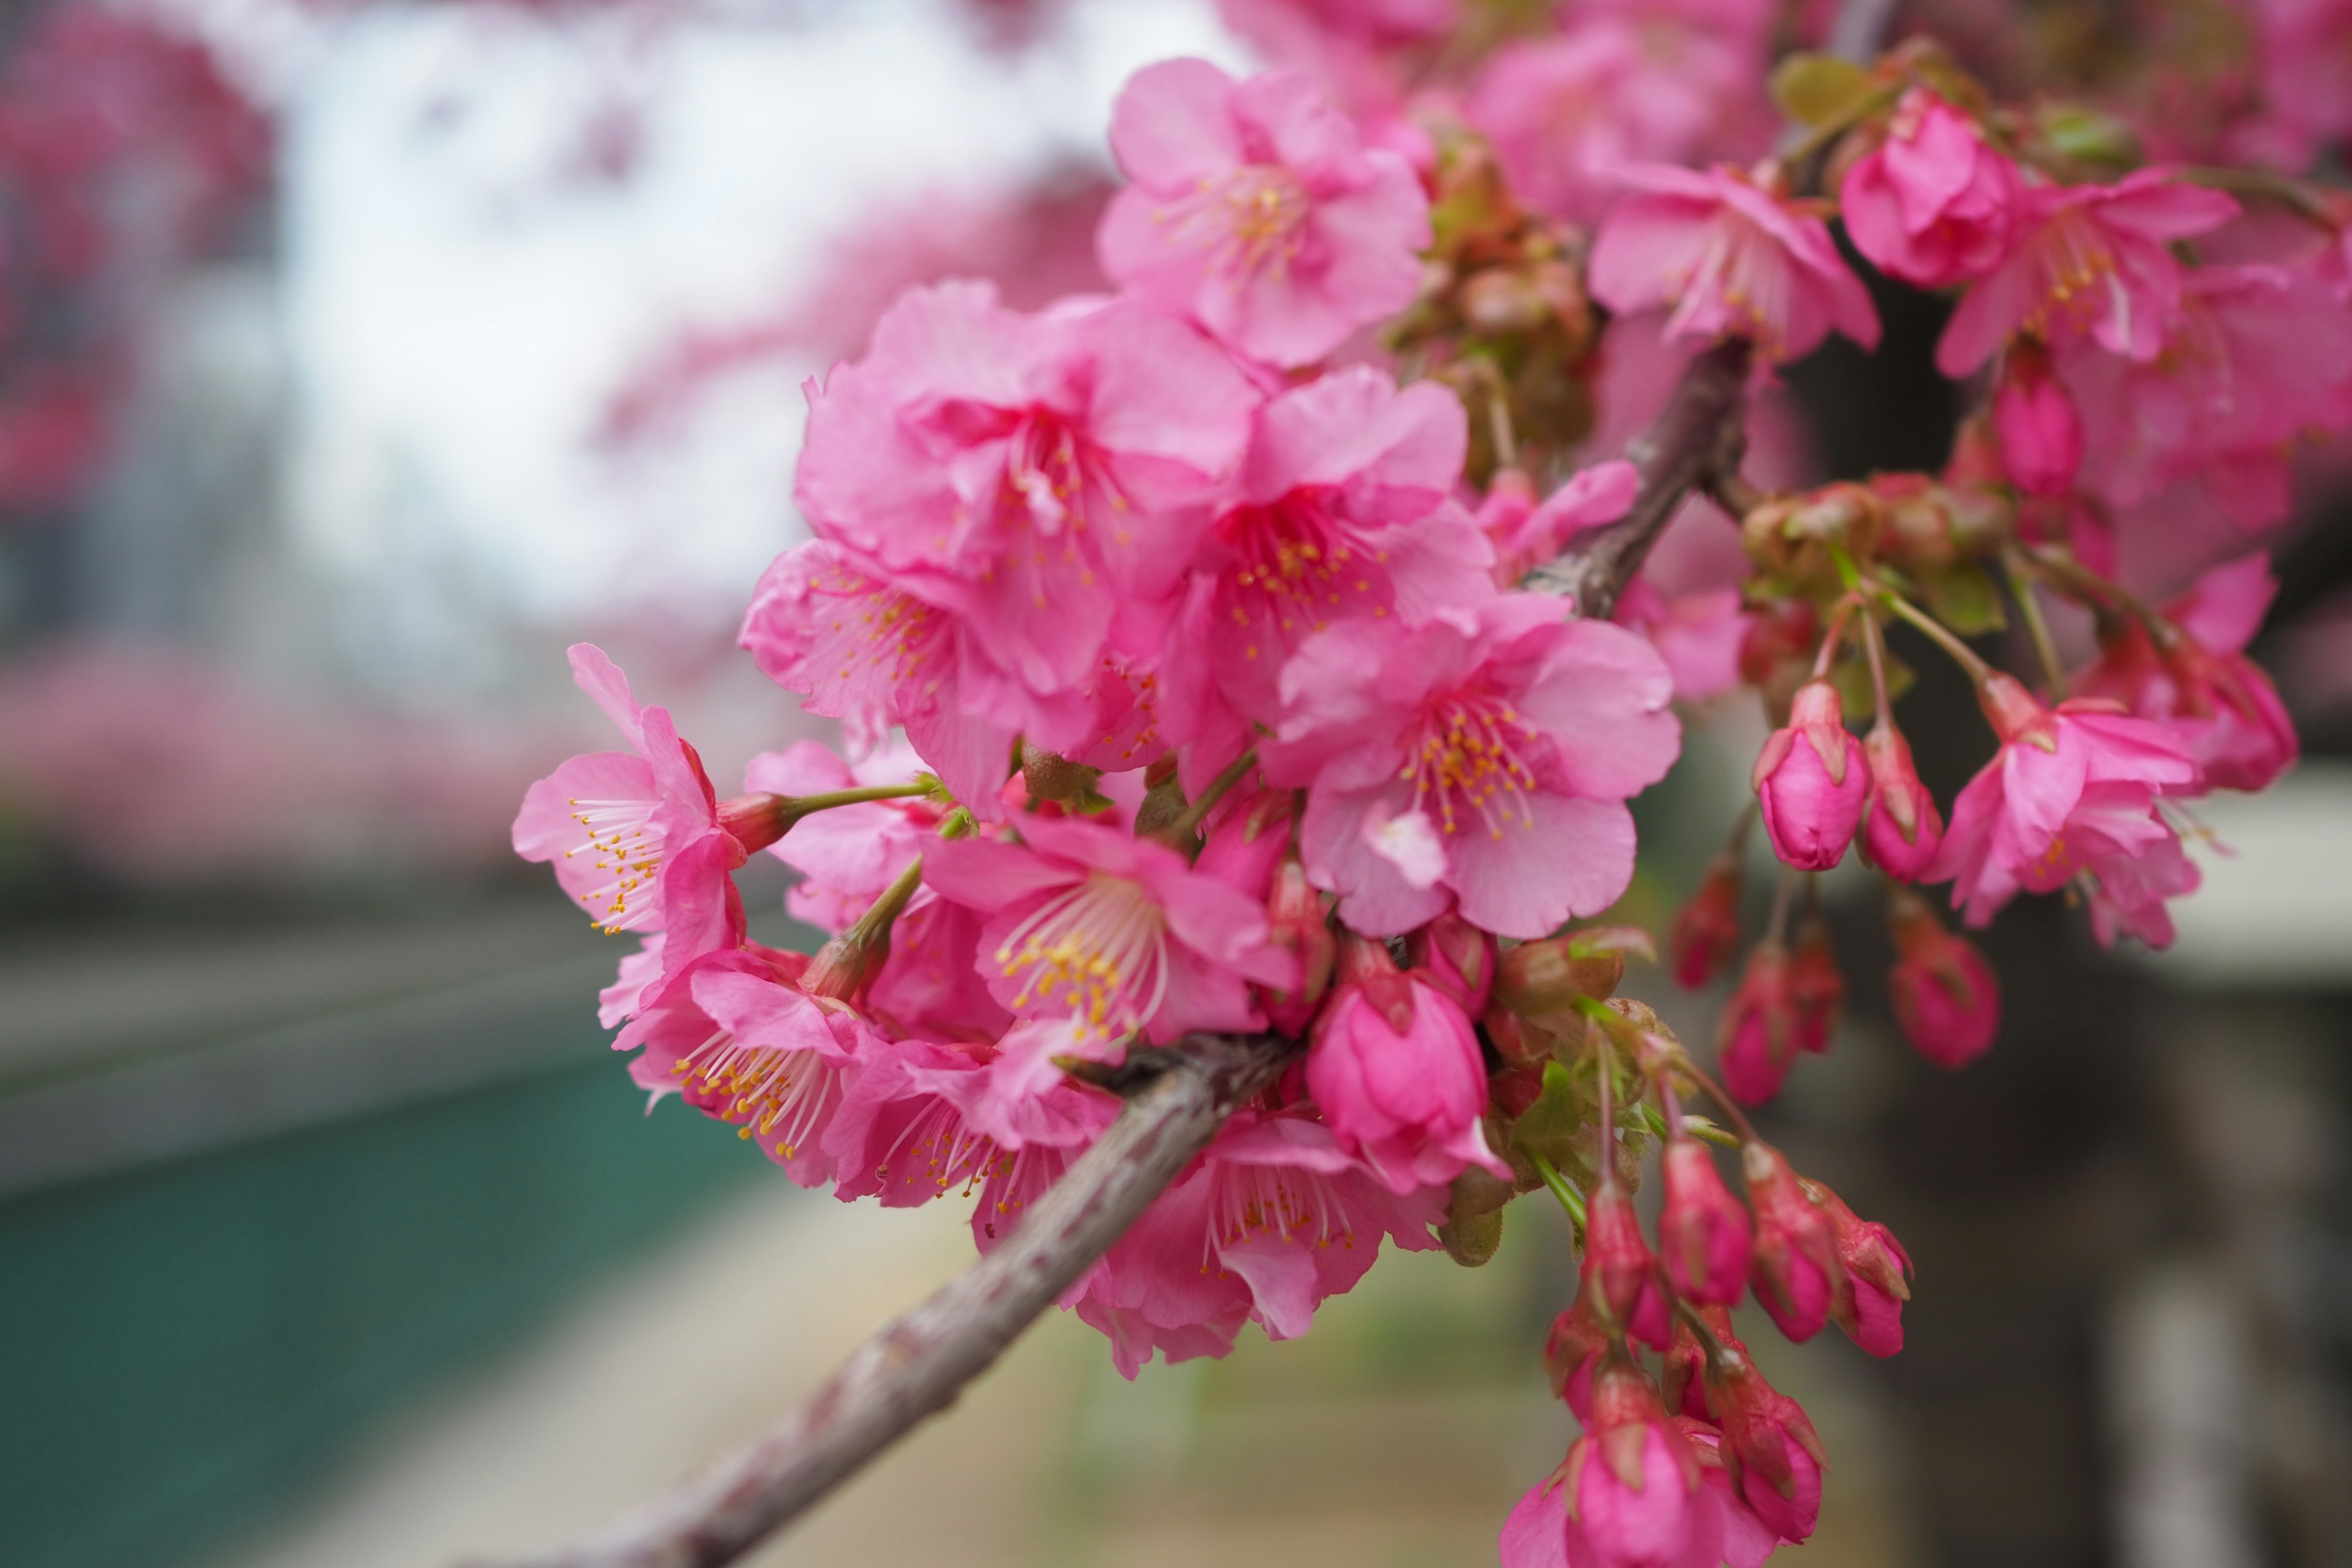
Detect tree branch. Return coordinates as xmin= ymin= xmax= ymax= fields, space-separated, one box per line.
xmin=488 ymin=333 xmax=1764 ymax=1568
xmin=1520 ymin=334 xmax=1754 ymax=620
xmin=483 ymin=1032 xmax=1292 ymax=1568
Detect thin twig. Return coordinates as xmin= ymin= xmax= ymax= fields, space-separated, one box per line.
xmin=1521 ymin=336 xmax=1754 ymax=620
xmin=482 ymin=1033 xmax=1291 ymax=1568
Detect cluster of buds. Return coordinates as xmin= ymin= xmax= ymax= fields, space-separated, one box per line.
xmin=1494 ymin=986 xmax=1907 ymax=1564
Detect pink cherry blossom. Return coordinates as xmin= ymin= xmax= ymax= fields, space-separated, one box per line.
xmin=2057 ymin=261 xmax=2352 ymax=532
xmin=925 ymin=809 xmax=1297 ymax=1063
xmin=1936 ymin=169 xmax=2240 ymax=377
xmin=1616 ymin=581 xmax=1751 ymax=704
xmin=1096 ymin=58 xmax=1430 ymax=368
xmin=1840 ymin=89 xmax=2024 ymax=288
xmin=2075 ymin=553 xmax=2299 ymax=793
xmin=1265 ymin=594 xmax=1680 ymax=939
xmin=511 ymin=644 xmax=745 ymax=959
xmin=1678 ymin=1419 xmax=1788 ymax=1567
xmin=737 ymin=540 xmax=1014 ymax=814
xmin=1159 ymin=366 xmax=1493 ymax=775
xmin=1308 ymin=937 xmax=1508 ymax=1193
xmin=1753 ymin=678 xmax=1867 ymax=870
xmin=1082 ymin=1110 xmax=1444 ymax=1376
xmin=1590 ymin=163 xmax=1880 ymax=363
xmin=1486 ymin=459 xmax=1639 ymax=582
xmin=1926 ymin=674 xmax=2201 ymax=943
xmin=614 ymin=944 xmax=870 ymax=1185
xmin=1468 ymin=24 xmax=1768 ymax=227
xmin=826 ymin=1036 xmax=1115 ymax=1242
xmin=792 ymin=281 xmax=1257 ymax=758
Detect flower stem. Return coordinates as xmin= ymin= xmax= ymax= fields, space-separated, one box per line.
xmin=789 ymin=782 xmax=936 ymax=820
xmin=1860 ymin=606 xmax=1898 ymax=731
xmin=1161 ymin=748 xmax=1258 ymax=846
xmin=2002 ymin=548 xmax=2070 ymax=698
xmin=1809 ymin=593 xmax=1861 ymax=681
xmin=1683 ymin=1060 xmax=1763 ymax=1145
xmin=1875 ymin=584 xmax=1996 ymax=683
xmin=843 ymin=854 xmax=925 ymax=948
xmin=1528 ymin=1148 xmax=1589 ymax=1230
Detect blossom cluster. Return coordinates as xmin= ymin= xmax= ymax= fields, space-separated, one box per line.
xmin=518 ymin=12 xmax=2338 ymax=1562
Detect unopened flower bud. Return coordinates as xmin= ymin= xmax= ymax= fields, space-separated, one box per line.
xmin=1739 ymin=598 xmax=1822 ymax=690
xmin=715 ymin=793 xmax=790 ymax=855
xmin=1755 ymin=679 xmax=1867 ymax=871
xmin=1583 ymin=1179 xmax=1670 ymax=1349
xmin=1992 ymin=338 xmax=2082 ymax=497
xmin=1311 ymin=933 xmax=1506 ymax=1193
xmin=1789 ymin=915 xmax=1844 ymax=1057
xmin=1461 ymin=266 xmax=1555 ymax=333
xmin=1544 ymin=1285 xmax=1610 ymax=1417
xmin=1497 ymin=934 xmax=1622 ymax=1015
xmin=1262 ymin=858 xmax=1336 ymax=1036
xmin=1887 ymin=886 xmax=2000 ymax=1066
xmin=1705 ymin=1338 xmax=1830 ymax=1544
xmin=1860 ymin=723 xmax=1945 ymax=881
xmin=1670 ymin=851 xmax=1744 ymax=990
xmin=1660 ymin=1136 xmax=1753 ymax=1304
xmin=1744 ymin=1142 xmax=1843 ymax=1342
xmin=1719 ymin=941 xmax=1798 ymax=1106
xmin=1408 ymin=911 xmax=1498 ymax=1016
xmin=1807 ymin=1178 xmax=1913 ymax=1356
xmin=1664 ymin=1307 xmax=1715 ymax=1420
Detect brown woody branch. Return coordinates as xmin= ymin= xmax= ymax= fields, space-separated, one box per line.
xmin=482 ymin=1032 xmax=1292 ymax=1568
xmin=487 ymin=339 xmax=1761 ymax=1568
xmin=1520 ymin=335 xmax=1754 ymax=619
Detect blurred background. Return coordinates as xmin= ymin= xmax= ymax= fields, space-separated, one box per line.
xmin=1 ymin=2 xmax=2348 ymax=1567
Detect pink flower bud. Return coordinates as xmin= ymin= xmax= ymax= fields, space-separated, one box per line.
xmin=1583 ymin=1179 xmax=1671 ymax=1349
xmin=1719 ymin=942 xmax=1798 ymax=1106
xmin=1553 ymin=1352 xmax=1713 ymax=1568
xmin=1887 ymin=888 xmax=2001 ymax=1068
xmin=1262 ymin=857 xmax=1336 ymax=1036
xmin=1991 ymin=339 xmax=2083 ymax=497
xmin=1705 ymin=1340 xmax=1830 ymax=1544
xmin=1663 ymin=1309 xmax=1715 ymax=1421
xmin=1753 ymin=679 xmax=1867 ymax=871
xmin=1660 ymin=1137 xmax=1752 ymax=1305
xmin=1743 ymin=1143 xmax=1842 ymax=1342
xmin=1860 ymin=724 xmax=1945 ymax=882
xmin=1840 ymin=89 xmax=2022 ymax=289
xmin=1545 ymin=1286 xmax=1610 ymax=1419
xmin=1308 ymin=934 xmax=1507 ymax=1194
xmin=1406 ymin=911 xmax=1498 ymax=1017
xmin=1670 ymin=851 xmax=1744 ymax=990
xmin=1789 ymin=916 xmax=1844 ymax=1057
xmin=1809 ymin=1179 xmax=1913 ymax=1357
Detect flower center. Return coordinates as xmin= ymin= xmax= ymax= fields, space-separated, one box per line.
xmin=1166 ymin=165 xmax=1313 ymax=284
xmin=1672 ymin=208 xmax=1796 ymax=359
xmin=674 ymin=1028 xmax=842 ymax=1161
xmin=874 ymin=1095 xmax=1000 ymax=1199
xmin=565 ymin=796 xmax=666 ymax=933
xmin=1399 ymin=692 xmax=1544 ymax=840
xmin=993 ymin=872 xmax=1169 ymax=1039
xmin=2022 ymin=208 xmax=2120 ymax=341
xmin=1207 ymin=1162 xmax=1354 ymax=1264
xmin=1218 ymin=491 xmax=1384 ymax=655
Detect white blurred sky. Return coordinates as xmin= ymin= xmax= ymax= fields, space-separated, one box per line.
xmin=260 ymin=0 xmax=1246 ymax=629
